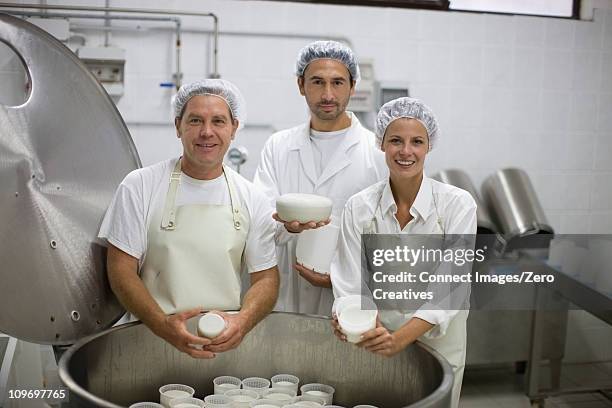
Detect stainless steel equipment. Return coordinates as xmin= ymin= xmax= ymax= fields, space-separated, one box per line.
xmin=432 ymin=171 xmax=563 ymax=370
xmin=432 ymin=169 xmax=498 ymax=234
xmin=481 ymin=168 xmax=554 ymax=242
xmin=0 ymin=13 xmax=140 ymax=345
xmin=59 ymin=313 xmax=454 ymax=408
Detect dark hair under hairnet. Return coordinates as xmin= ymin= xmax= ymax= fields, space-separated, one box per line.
xmin=295 ymin=40 xmax=360 ymax=83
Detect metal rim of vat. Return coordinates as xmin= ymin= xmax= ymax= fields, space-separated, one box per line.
xmin=58 ymin=315 xmax=455 ymax=408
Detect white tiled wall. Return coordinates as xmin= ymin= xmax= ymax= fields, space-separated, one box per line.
xmin=2 ymin=0 xmax=612 ymax=362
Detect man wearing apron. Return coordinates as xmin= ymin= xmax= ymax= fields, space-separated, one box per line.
xmin=254 ymin=41 xmax=387 ymax=316
xmin=99 ymin=79 xmax=279 ymax=359
xmin=331 ymin=98 xmax=476 ymax=408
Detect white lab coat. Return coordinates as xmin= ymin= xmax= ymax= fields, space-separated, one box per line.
xmin=254 ymin=112 xmax=387 ymax=315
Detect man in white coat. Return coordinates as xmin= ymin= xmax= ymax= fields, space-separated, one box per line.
xmin=254 ymin=41 xmax=387 ymax=316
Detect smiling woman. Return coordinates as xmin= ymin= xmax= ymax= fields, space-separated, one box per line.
xmin=382 ymin=118 xmax=429 ymax=185
xmin=331 ymin=98 xmax=477 ymax=408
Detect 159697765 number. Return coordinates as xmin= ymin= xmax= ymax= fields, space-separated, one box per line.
xmin=8 ymin=389 xmax=68 ymax=401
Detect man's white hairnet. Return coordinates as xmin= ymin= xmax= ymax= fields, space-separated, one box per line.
xmin=375 ymin=97 xmax=439 ymax=150
xmin=295 ymin=40 xmax=361 ymax=83
xmin=172 ymin=79 xmax=246 ymax=130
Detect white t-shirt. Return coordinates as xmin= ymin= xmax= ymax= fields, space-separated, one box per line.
xmin=98 ymin=158 xmax=277 ymax=273
xmin=309 ymin=127 xmax=350 ymax=178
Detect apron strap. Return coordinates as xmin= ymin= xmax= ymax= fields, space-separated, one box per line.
xmin=161 ymin=160 xmax=243 ymax=231
xmin=222 ymin=164 xmax=242 ymax=230
xmin=160 ymin=159 xmax=182 ymax=230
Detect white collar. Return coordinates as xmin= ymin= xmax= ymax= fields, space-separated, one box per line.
xmin=379 ymin=175 xmax=433 ymax=222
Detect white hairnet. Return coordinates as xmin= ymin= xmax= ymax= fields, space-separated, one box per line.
xmin=172 ymin=79 xmax=246 ymax=130
xmin=295 ymin=40 xmax=360 ymax=83
xmin=375 ymin=97 xmax=439 ymax=150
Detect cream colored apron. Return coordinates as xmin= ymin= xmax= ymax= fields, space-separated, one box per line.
xmin=365 ymin=183 xmax=467 ymax=408
xmin=380 ymin=309 xmax=467 ymax=408
xmin=140 ymin=160 xmax=248 ymax=314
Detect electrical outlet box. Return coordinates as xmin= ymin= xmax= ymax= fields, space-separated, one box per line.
xmin=377 ymin=81 xmax=410 ymax=109
xmin=77 ymin=46 xmax=125 ymax=97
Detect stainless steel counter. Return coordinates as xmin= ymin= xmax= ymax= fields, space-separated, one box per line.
xmin=519 ymin=251 xmax=612 ymax=405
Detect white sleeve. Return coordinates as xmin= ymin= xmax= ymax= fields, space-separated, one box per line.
xmin=243 ymin=188 xmax=278 ymax=273
xmin=253 ymin=137 xmax=296 ymax=246
xmin=413 ymin=194 xmax=477 ymax=338
xmin=413 ymin=309 xmax=458 ymax=338
xmin=97 ymin=173 xmax=146 ymax=260
xmin=331 ymin=201 xmax=365 ymax=299
xmin=446 ymin=194 xmax=478 ymax=235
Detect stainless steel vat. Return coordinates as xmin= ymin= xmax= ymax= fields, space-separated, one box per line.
xmin=481 ymin=168 xmax=553 ymax=242
xmin=59 ymin=313 xmax=454 ymax=408
xmin=432 ymin=169 xmax=498 ymax=234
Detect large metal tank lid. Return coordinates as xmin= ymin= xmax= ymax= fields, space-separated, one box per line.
xmin=0 ymin=13 xmax=141 ymax=345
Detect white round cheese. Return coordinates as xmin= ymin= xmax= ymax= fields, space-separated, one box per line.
xmin=197 ymin=313 xmax=226 ymax=338
xmin=276 ymin=193 xmax=332 ymax=223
